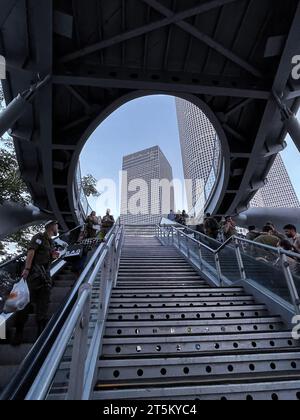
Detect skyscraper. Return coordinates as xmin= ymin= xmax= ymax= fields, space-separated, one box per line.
xmin=175 ymin=98 xmax=300 ymax=214
xmin=251 ymin=154 xmax=300 ymax=208
xmin=175 ymin=98 xmax=220 ymax=212
xmin=120 ymin=146 xmax=175 ymax=225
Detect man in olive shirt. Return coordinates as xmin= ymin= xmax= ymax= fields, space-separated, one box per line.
xmin=12 ymin=221 xmax=59 ymax=346
xmin=254 ymin=226 xmax=280 ymax=248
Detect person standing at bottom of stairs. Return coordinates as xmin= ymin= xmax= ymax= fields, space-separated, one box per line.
xmin=11 ymin=221 xmax=60 ymax=346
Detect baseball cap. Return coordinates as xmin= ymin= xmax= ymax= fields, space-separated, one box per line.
xmin=45 ymin=220 xmax=58 ymax=229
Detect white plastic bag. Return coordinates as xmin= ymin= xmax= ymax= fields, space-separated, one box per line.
xmin=3 ymin=279 xmax=30 ymax=314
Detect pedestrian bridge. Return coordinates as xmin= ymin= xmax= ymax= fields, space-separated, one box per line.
xmin=0 ymin=223 xmax=300 ymax=400
xmin=1 ymin=0 xmax=300 ymax=231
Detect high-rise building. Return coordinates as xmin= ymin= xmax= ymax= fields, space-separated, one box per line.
xmin=175 ymin=98 xmax=220 ymax=212
xmin=120 ymin=146 xmax=175 ymax=225
xmin=175 ymin=98 xmax=300 ymax=213
xmin=251 ymin=154 xmax=300 ymax=208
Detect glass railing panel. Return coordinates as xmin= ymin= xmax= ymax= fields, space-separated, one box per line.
xmin=240 ymin=242 xmax=294 ymax=305
xmin=217 ymin=244 xmax=242 ymax=283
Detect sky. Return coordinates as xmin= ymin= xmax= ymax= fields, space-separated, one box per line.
xmin=80 ymin=95 xmax=300 ymax=217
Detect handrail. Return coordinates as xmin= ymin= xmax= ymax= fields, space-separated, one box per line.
xmin=157 ymin=224 xmax=300 ymax=315
xmin=1 ymin=220 xmax=121 ymax=401
xmin=161 ymin=224 xmax=300 ymax=260
xmin=23 ymin=220 xmax=124 ymax=400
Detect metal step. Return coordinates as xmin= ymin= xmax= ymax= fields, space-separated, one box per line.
xmin=96 ymin=351 xmax=300 ymax=386
xmin=93 ymin=380 xmax=300 ymax=400
xmin=102 ymin=332 xmax=299 ymax=358
xmin=104 ymin=316 xmax=284 ymax=337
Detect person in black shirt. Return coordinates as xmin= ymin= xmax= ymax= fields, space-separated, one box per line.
xmin=12 ymin=221 xmax=59 ymax=346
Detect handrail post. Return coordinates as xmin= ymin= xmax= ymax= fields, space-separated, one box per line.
xmin=214 ymin=253 xmax=222 ymax=286
xmin=186 ymin=234 xmax=190 ymax=259
xmin=234 ymin=238 xmax=247 ymax=281
xmin=67 ymin=284 xmax=91 ymax=400
xmin=280 ymin=252 xmax=300 ymax=315
xmin=177 ymin=230 xmax=181 ymax=251
xmin=198 ymin=243 xmax=204 ymax=271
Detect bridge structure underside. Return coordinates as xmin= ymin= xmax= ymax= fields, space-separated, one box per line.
xmin=1 ymin=0 xmax=300 ymax=229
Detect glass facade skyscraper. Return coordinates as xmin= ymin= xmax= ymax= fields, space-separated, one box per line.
xmin=120 ymin=146 xmax=175 ymax=225
xmin=175 ymin=98 xmax=300 ymax=213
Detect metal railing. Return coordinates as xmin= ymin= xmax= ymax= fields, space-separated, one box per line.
xmin=25 ymin=220 xmax=124 ymax=400
xmin=157 ymin=224 xmax=300 ymax=315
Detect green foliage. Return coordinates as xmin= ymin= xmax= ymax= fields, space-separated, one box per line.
xmin=0 ymin=140 xmax=30 ymax=205
xmin=81 ymin=174 xmax=100 ymax=198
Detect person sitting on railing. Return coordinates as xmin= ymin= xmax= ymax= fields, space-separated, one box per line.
xmin=85 ymin=211 xmax=99 ymax=238
xmin=12 ymin=221 xmax=60 ymax=346
xmin=100 ymin=209 xmax=115 ymax=241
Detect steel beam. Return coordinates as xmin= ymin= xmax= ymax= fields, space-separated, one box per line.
xmin=60 ymin=0 xmax=242 ymax=63
xmin=142 ymin=0 xmax=263 ymax=78
xmin=53 ymin=74 xmax=270 ymax=99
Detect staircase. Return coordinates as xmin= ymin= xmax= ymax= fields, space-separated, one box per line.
xmin=0 ymin=263 xmax=78 ymax=393
xmin=92 ymin=235 xmax=300 ymax=400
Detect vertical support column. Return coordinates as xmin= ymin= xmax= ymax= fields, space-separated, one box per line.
xmin=67 ymin=285 xmax=91 ymax=400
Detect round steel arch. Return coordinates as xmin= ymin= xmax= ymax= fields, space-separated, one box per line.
xmin=67 ymin=91 xmax=231 ymax=222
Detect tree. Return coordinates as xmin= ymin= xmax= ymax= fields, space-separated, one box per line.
xmin=81 ymin=174 xmax=100 ymax=198
xmin=0 ymin=140 xmax=31 ymax=205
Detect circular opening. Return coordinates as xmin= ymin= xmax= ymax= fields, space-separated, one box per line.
xmin=113 ymin=370 xmax=120 ymax=378
xmin=183 ymin=367 xmax=190 ymax=375
xmin=271 ymin=393 xmax=279 ymax=401
xmin=228 ymin=365 xmax=234 ymax=372
xmin=249 ymin=364 xmax=255 ymax=372
xmin=160 ymin=368 xmax=167 ymax=376
xmin=137 ymin=369 xmax=144 ymax=377
xmin=117 ymin=329 xmax=122 ymax=335
xmin=156 ymin=345 xmax=162 ymax=352
xmin=206 ymin=366 xmax=212 ymax=374
xmin=79 ymin=95 xmax=223 ymax=239
xmin=270 ymin=363 xmax=276 ymax=370
xmin=115 ymin=347 xmax=121 ymax=353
